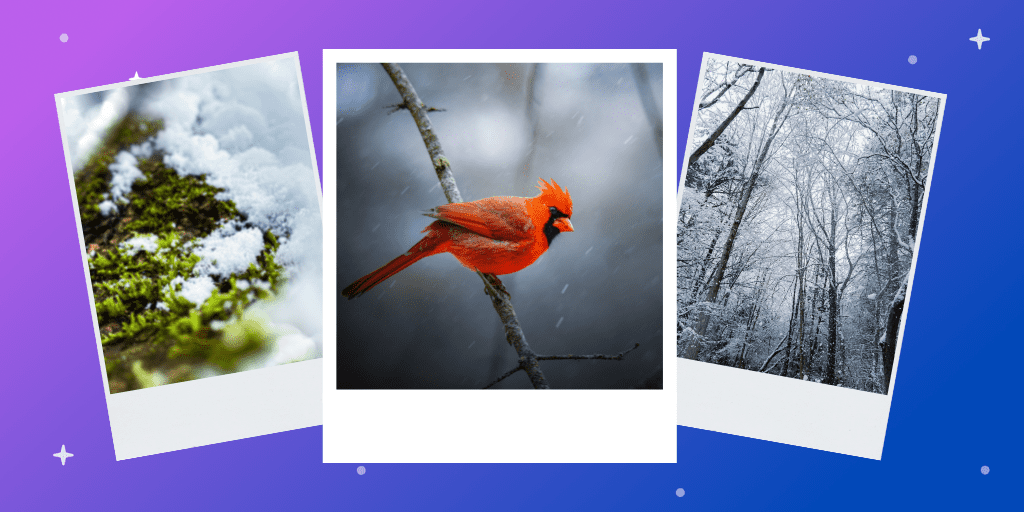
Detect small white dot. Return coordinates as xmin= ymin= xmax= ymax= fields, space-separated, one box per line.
xmin=59 ymin=33 xmax=68 ymax=43
xmin=356 ymin=465 xmax=366 ymax=475
xmin=908 ymin=55 xmax=917 ymax=65
xmin=675 ymin=488 xmax=685 ymax=497
xmin=981 ymin=465 xmax=990 ymax=475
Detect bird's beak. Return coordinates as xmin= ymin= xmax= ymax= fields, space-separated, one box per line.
xmin=554 ymin=218 xmax=574 ymax=232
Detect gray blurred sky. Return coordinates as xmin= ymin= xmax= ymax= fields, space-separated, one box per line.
xmin=336 ymin=63 xmax=663 ymax=389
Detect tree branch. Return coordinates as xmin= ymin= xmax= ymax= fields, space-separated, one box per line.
xmin=758 ymin=337 xmax=787 ymax=373
xmin=381 ymin=63 xmax=549 ymax=389
xmin=384 ymin=102 xmax=446 ymax=114
xmin=381 ymin=63 xmax=463 ymax=204
xmin=483 ymin=366 xmax=522 ymax=389
xmin=537 ymin=342 xmax=640 ymax=361
xmin=699 ymin=63 xmax=755 ymax=110
xmin=688 ymin=67 xmax=766 ymax=168
xmin=487 ymin=343 xmax=641 ymax=389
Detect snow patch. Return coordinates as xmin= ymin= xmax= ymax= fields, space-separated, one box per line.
xmin=178 ymin=275 xmax=217 ymax=307
xmin=130 ymin=141 xmax=154 ymax=159
xmin=269 ymin=333 xmax=317 ymax=366
xmin=192 ymin=226 xmax=265 ymax=277
xmin=121 ymin=234 xmax=159 ymax=256
xmin=104 ymin=151 xmax=146 ymax=214
xmin=98 ymin=200 xmax=118 ymax=216
xmin=63 ymin=88 xmax=131 ymax=170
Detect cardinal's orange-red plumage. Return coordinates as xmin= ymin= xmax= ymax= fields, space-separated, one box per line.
xmin=342 ymin=179 xmax=574 ymax=299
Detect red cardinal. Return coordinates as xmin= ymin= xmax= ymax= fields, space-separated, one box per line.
xmin=343 ymin=178 xmax=574 ymax=299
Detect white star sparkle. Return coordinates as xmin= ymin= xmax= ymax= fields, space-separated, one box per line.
xmin=53 ymin=445 xmax=74 ymax=466
xmin=970 ymin=29 xmax=990 ymax=50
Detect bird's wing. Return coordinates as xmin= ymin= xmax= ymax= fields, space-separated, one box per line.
xmin=425 ymin=197 xmax=531 ymax=241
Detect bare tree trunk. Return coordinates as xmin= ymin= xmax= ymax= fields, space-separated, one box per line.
xmin=684 ymin=92 xmax=792 ymax=360
xmin=823 ymin=208 xmax=840 ymax=386
xmin=691 ymin=228 xmax=723 ymax=305
xmin=795 ymin=182 xmax=807 ymax=379
xmin=807 ymin=269 xmax=821 ymax=380
xmin=881 ymin=289 xmax=905 ymax=394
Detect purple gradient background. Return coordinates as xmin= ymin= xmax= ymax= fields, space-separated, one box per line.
xmin=0 ymin=0 xmax=1017 ymax=509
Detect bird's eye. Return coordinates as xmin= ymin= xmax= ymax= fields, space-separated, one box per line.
xmin=549 ymin=206 xmax=558 ymax=215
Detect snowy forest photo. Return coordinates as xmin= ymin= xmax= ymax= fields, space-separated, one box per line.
xmin=677 ymin=57 xmax=943 ymax=394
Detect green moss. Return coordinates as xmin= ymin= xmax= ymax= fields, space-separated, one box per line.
xmin=123 ymin=158 xmax=240 ymax=236
xmin=76 ymin=114 xmax=163 ymax=233
xmin=77 ymin=114 xmax=289 ymax=393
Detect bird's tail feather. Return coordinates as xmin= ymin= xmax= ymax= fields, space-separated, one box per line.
xmin=342 ymin=228 xmax=446 ymax=299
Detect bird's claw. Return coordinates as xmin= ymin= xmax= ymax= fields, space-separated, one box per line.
xmin=477 ymin=271 xmax=511 ymax=299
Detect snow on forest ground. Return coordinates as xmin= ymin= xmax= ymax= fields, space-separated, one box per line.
xmin=64 ymin=58 xmax=323 ymax=371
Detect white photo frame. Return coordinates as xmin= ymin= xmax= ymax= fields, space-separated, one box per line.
xmin=55 ymin=52 xmax=324 ymax=460
xmin=676 ymin=53 xmax=945 ymax=459
xmin=323 ymin=49 xmax=677 ymax=463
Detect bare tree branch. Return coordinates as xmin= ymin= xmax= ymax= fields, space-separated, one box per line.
xmin=537 ymin=342 xmax=640 ymax=361
xmin=759 ymin=337 xmax=787 ymax=373
xmin=487 ymin=343 xmax=641 ymax=389
xmin=687 ymin=67 xmax=767 ymax=168
xmin=384 ymin=102 xmax=446 ymax=114
xmin=381 ymin=63 xmax=464 ymax=204
xmin=382 ymin=63 xmax=549 ymax=389
xmin=483 ymin=366 xmax=522 ymax=389
xmin=699 ymin=63 xmax=755 ymax=110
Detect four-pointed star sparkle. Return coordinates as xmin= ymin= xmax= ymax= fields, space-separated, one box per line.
xmin=970 ymin=29 xmax=990 ymax=50
xmin=53 ymin=444 xmax=74 ymax=466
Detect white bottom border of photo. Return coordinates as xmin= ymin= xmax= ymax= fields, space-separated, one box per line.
xmin=109 ymin=359 xmax=322 ymax=460
xmin=677 ymin=358 xmax=891 ymax=459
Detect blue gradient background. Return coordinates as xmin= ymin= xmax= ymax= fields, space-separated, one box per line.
xmin=0 ymin=0 xmax=1016 ymax=509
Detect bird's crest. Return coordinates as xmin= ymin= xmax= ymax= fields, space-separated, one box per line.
xmin=536 ymin=178 xmax=573 ymax=217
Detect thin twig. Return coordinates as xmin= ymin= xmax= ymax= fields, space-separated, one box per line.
xmin=537 ymin=342 xmax=641 ymax=361
xmin=381 ymin=63 xmax=549 ymax=389
xmin=487 ymin=343 xmax=641 ymax=389
xmin=384 ymin=103 xmax=446 ymax=115
xmin=483 ymin=367 xmax=522 ymax=389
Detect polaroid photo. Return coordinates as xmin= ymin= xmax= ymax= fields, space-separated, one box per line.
xmin=56 ymin=52 xmax=324 ymax=460
xmin=676 ymin=53 xmax=945 ymax=459
xmin=324 ymin=50 xmax=677 ymax=462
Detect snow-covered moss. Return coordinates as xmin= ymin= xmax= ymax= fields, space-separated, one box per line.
xmin=78 ymin=115 xmax=288 ymax=393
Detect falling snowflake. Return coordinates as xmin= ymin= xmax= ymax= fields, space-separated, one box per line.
xmin=981 ymin=465 xmax=990 ymax=475
xmin=357 ymin=465 xmax=366 ymax=475
xmin=908 ymin=55 xmax=917 ymax=65
xmin=676 ymin=488 xmax=685 ymax=497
